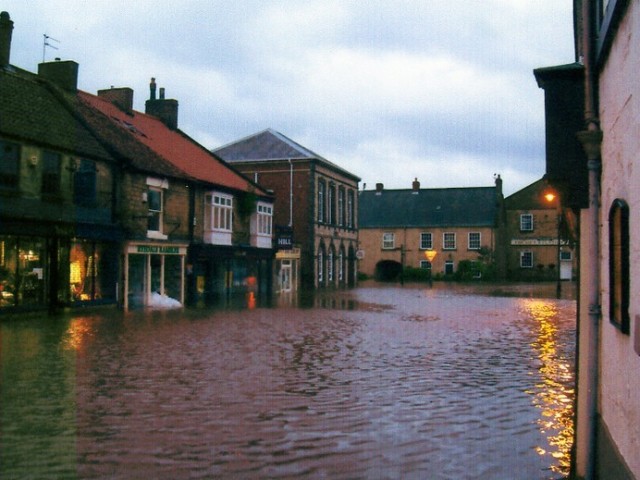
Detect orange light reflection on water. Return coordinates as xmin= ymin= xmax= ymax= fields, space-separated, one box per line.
xmin=523 ymin=299 xmax=574 ymax=476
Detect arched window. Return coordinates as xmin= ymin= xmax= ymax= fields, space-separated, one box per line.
xmin=327 ymin=245 xmax=335 ymax=284
xmin=609 ymin=199 xmax=630 ymax=334
xmin=317 ymin=243 xmax=325 ymax=286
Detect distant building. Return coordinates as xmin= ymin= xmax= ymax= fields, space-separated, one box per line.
xmin=214 ymin=129 xmax=360 ymax=291
xmin=358 ymin=177 xmax=505 ymax=281
xmin=504 ymin=178 xmax=577 ymax=282
xmin=536 ymin=1 xmax=640 ymax=478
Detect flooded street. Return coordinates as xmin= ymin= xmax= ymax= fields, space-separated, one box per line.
xmin=1 ymin=283 xmax=576 ymax=479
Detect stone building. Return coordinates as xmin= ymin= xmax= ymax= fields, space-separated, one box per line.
xmin=214 ymin=129 xmax=360 ymax=291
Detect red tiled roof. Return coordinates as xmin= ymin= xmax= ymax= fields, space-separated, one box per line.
xmin=78 ymin=91 xmax=256 ymax=193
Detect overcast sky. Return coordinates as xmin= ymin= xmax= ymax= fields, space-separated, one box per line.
xmin=4 ymin=1 xmax=575 ymax=195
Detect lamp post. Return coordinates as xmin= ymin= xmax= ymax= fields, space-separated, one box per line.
xmin=544 ymin=190 xmax=562 ymax=299
xmin=424 ymin=249 xmax=437 ymax=287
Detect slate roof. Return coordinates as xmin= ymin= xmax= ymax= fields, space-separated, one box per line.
xmin=359 ymin=187 xmax=499 ymax=228
xmin=0 ymin=67 xmax=113 ymax=161
xmin=214 ymin=128 xmax=360 ymax=181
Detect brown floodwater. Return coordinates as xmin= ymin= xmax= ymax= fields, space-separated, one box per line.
xmin=1 ymin=283 xmax=576 ymax=479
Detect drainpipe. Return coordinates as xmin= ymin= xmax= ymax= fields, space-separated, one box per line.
xmin=288 ymin=159 xmax=293 ymax=227
xmin=574 ymin=0 xmax=603 ymax=477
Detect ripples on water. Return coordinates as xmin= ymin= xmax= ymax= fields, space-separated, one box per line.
xmin=0 ymin=285 xmax=575 ymax=479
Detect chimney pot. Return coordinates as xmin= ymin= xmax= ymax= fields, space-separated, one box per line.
xmin=375 ymin=183 xmax=383 ymax=194
xmin=149 ymin=77 xmax=156 ymax=100
xmin=412 ymin=177 xmax=420 ymax=192
xmin=159 ymin=87 xmax=165 ymax=99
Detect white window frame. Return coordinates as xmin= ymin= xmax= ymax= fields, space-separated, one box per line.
xmin=346 ymin=190 xmax=354 ymax=228
xmin=520 ymin=250 xmax=534 ymax=268
xmin=520 ymin=213 xmax=533 ymax=232
xmin=146 ymin=177 xmax=168 ymax=240
xmin=327 ymin=248 xmax=334 ymax=283
xmin=420 ymin=232 xmax=433 ymax=250
xmin=468 ymin=232 xmax=481 ymax=250
xmin=382 ymin=232 xmax=395 ymax=250
xmin=317 ymin=180 xmax=325 ymax=223
xmin=317 ymin=249 xmax=324 ymax=284
xmin=337 ymin=187 xmax=345 ymax=226
xmin=443 ymin=232 xmax=456 ymax=250
xmin=204 ymin=192 xmax=233 ymax=245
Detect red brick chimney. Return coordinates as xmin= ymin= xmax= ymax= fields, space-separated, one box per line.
xmin=0 ymin=11 xmax=13 ymax=68
xmin=145 ymin=78 xmax=178 ymax=129
xmin=98 ymin=87 xmax=134 ymax=113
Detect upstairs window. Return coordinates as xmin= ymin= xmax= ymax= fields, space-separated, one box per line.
xmin=42 ymin=151 xmax=61 ymax=196
xmin=420 ymin=232 xmax=433 ymax=250
xmin=73 ymin=159 xmax=97 ymax=207
xmin=317 ymin=180 xmax=325 ymax=223
xmin=338 ymin=187 xmax=345 ymax=226
xmin=147 ymin=188 xmax=163 ymax=232
xmin=468 ymin=232 xmax=481 ymax=250
xmin=0 ymin=140 xmax=20 ymax=189
xmin=609 ymin=199 xmax=630 ymax=334
xmin=520 ymin=213 xmax=533 ymax=232
xmin=347 ymin=190 xmax=355 ymax=228
xmin=443 ymin=232 xmax=456 ymax=250
xmin=327 ymin=184 xmax=335 ymax=225
xmin=382 ymin=232 xmax=395 ymax=250
xmin=257 ymin=202 xmax=273 ymax=236
xmin=205 ymin=193 xmax=233 ymax=232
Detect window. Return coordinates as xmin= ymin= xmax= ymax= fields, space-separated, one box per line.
xmin=520 ymin=251 xmax=534 ymax=268
xmin=205 ymin=193 xmax=233 ymax=231
xmin=317 ymin=246 xmax=324 ymax=284
xmin=74 ymin=159 xmax=97 ymax=207
xmin=338 ymin=187 xmax=345 ymax=226
xmin=560 ymin=251 xmax=572 ymax=261
xmin=443 ymin=232 xmax=456 ymax=250
xmin=338 ymin=247 xmax=345 ymax=283
xmin=317 ymin=180 xmax=325 ymax=223
xmin=328 ymin=184 xmax=335 ymax=225
xmin=347 ymin=190 xmax=355 ymax=228
xmin=257 ymin=202 xmax=273 ymax=236
xmin=609 ymin=199 xmax=630 ymax=334
xmin=147 ymin=187 xmax=163 ymax=232
xmin=520 ymin=213 xmax=533 ymax=232
xmin=420 ymin=260 xmax=432 ymax=270
xmin=382 ymin=232 xmax=395 ymax=249
xmin=327 ymin=247 xmax=334 ymax=283
xmin=0 ymin=140 xmax=20 ymax=188
xmin=420 ymin=232 xmax=433 ymax=250
xmin=42 ymin=151 xmax=61 ymax=196
xmin=468 ymin=232 xmax=481 ymax=250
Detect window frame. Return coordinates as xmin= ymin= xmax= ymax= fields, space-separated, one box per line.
xmin=443 ymin=232 xmax=456 ymax=250
xmin=520 ymin=250 xmax=534 ymax=268
xmin=317 ymin=179 xmax=325 ymax=223
xmin=468 ymin=232 xmax=481 ymax=250
xmin=382 ymin=232 xmax=395 ymax=250
xmin=420 ymin=232 xmax=433 ymax=250
xmin=41 ymin=151 xmax=62 ymax=197
xmin=608 ymin=199 xmax=630 ymax=334
xmin=256 ymin=201 xmax=273 ymax=236
xmin=0 ymin=140 xmax=20 ymax=189
xmin=520 ymin=213 xmax=534 ymax=232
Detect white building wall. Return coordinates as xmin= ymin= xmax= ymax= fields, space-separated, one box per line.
xmin=598 ymin=1 xmax=640 ymax=476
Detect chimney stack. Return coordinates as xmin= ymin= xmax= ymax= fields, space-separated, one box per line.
xmin=98 ymin=87 xmax=134 ymax=113
xmin=145 ymin=77 xmax=178 ymax=129
xmin=375 ymin=183 xmax=383 ymax=195
xmin=412 ymin=177 xmax=420 ymax=193
xmin=38 ymin=59 xmax=79 ymax=91
xmin=0 ymin=11 xmax=14 ymax=68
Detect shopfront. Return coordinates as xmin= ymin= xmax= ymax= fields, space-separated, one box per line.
xmin=0 ymin=234 xmax=119 ymax=312
xmin=123 ymin=242 xmax=188 ymax=310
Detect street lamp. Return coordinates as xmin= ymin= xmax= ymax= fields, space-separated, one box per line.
xmin=424 ymin=249 xmax=437 ymax=287
xmin=544 ymin=189 xmax=562 ymax=299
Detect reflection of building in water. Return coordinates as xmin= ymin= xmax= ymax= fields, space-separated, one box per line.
xmin=525 ymin=300 xmax=574 ymax=477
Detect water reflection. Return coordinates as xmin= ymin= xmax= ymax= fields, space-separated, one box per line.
xmin=523 ymin=299 xmax=575 ymax=477
xmin=1 ymin=285 xmax=576 ymax=479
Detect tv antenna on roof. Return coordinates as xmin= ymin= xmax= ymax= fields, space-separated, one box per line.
xmin=42 ymin=34 xmax=60 ymax=62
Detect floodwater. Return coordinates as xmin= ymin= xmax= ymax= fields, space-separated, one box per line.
xmin=1 ymin=283 xmax=576 ymax=479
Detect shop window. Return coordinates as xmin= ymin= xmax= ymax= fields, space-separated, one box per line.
xmin=382 ymin=232 xmax=395 ymax=250
xmin=609 ymin=199 xmax=630 ymax=334
xmin=443 ymin=232 xmax=456 ymax=250
xmin=42 ymin=151 xmax=61 ymax=196
xmin=420 ymin=232 xmax=433 ymax=250
xmin=468 ymin=232 xmax=481 ymax=250
xmin=73 ymin=159 xmax=97 ymax=207
xmin=520 ymin=213 xmax=533 ymax=232
xmin=69 ymin=240 xmax=116 ymax=303
xmin=0 ymin=237 xmax=46 ymax=308
xmin=0 ymin=140 xmax=20 ymax=189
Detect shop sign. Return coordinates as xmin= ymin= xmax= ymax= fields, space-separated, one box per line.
xmin=276 ymin=226 xmax=293 ymax=250
xmin=129 ymin=244 xmax=186 ymax=255
xmin=510 ymin=239 xmax=568 ymax=246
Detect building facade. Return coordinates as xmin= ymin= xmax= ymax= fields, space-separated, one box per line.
xmin=537 ymin=1 xmax=640 ymax=478
xmin=214 ymin=129 xmax=360 ymax=291
xmin=505 ymin=178 xmax=577 ymax=283
xmin=0 ymin=12 xmax=275 ymax=313
xmin=358 ymin=177 xmax=505 ymax=281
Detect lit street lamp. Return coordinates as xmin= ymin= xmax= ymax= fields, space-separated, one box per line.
xmin=424 ymin=249 xmax=437 ymax=287
xmin=544 ymin=189 xmax=562 ymax=299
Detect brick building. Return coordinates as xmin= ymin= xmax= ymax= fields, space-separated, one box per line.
xmin=214 ymin=129 xmax=360 ymax=290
